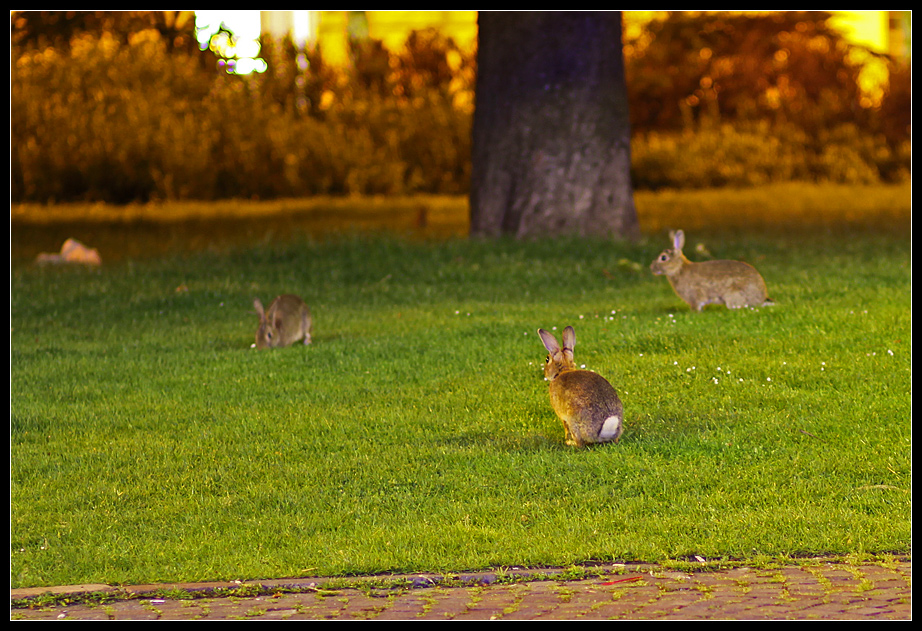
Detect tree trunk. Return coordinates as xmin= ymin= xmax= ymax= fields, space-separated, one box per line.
xmin=470 ymin=11 xmax=639 ymax=240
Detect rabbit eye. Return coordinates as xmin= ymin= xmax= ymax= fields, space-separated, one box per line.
xmin=660 ymin=254 xmax=668 ymax=261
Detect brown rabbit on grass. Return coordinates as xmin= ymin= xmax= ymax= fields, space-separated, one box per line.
xmin=537 ymin=326 xmax=623 ymax=448
xmin=650 ymin=230 xmax=773 ymax=312
xmin=254 ymin=294 xmax=313 ymax=349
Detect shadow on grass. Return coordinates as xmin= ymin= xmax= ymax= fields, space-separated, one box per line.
xmin=10 ymin=198 xmax=469 ymax=265
xmin=438 ymin=431 xmax=566 ymax=452
xmin=11 ymin=184 xmax=911 ymax=266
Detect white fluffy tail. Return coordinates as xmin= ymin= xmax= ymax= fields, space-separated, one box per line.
xmin=598 ymin=415 xmax=623 ymax=442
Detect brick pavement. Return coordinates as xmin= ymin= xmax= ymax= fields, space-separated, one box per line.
xmin=10 ymin=559 xmax=911 ymax=620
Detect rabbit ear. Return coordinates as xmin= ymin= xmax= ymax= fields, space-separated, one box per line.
xmin=538 ymin=329 xmax=560 ymax=353
xmin=253 ymin=299 xmax=266 ymax=319
xmin=562 ymin=326 xmax=576 ymax=351
xmin=672 ymin=230 xmax=685 ymax=250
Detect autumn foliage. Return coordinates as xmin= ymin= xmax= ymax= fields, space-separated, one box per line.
xmin=625 ymin=11 xmax=911 ymax=189
xmin=10 ymin=11 xmax=910 ymax=204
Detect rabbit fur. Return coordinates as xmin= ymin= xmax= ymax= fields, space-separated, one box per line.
xmin=650 ymin=230 xmax=773 ymax=312
xmin=537 ymin=326 xmax=623 ymax=447
xmin=254 ymin=294 xmax=313 ymax=349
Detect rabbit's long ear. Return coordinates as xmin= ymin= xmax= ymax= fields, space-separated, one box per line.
xmin=538 ymin=329 xmax=559 ymax=353
xmin=562 ymin=326 xmax=576 ymax=352
xmin=672 ymin=230 xmax=685 ymax=250
xmin=253 ymin=299 xmax=266 ymax=319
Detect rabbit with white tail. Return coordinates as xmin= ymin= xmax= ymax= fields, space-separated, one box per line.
xmin=650 ymin=229 xmax=773 ymax=312
xmin=537 ymin=326 xmax=623 ymax=447
xmin=253 ymin=294 xmax=313 ymax=349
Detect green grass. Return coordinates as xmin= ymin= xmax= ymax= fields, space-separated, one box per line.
xmin=10 ymin=185 xmax=911 ymax=589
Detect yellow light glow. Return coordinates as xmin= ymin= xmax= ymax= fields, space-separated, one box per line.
xmin=195 ymin=10 xmax=265 ymax=74
xmin=828 ymin=10 xmax=889 ymax=53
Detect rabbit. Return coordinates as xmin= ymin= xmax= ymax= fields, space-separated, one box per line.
xmin=537 ymin=326 xmax=623 ymax=447
xmin=253 ymin=294 xmax=313 ymax=349
xmin=649 ymin=229 xmax=773 ymax=312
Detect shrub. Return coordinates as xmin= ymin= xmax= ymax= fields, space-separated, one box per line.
xmin=11 ymin=29 xmax=475 ymax=204
xmin=9 ymin=19 xmax=910 ymax=204
xmin=631 ymin=120 xmax=909 ymax=190
xmin=625 ymin=11 xmax=911 ymax=191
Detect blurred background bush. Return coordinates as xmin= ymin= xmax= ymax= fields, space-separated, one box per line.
xmin=10 ymin=11 xmax=911 ymax=204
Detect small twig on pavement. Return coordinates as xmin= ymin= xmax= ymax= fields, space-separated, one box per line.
xmin=600 ymin=576 xmax=642 ymax=586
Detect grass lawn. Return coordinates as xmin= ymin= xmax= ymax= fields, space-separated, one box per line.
xmin=10 ymin=183 xmax=911 ymax=588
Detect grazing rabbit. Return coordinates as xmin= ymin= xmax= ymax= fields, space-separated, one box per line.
xmin=253 ymin=294 xmax=313 ymax=349
xmin=537 ymin=326 xmax=623 ymax=447
xmin=650 ymin=230 xmax=773 ymax=312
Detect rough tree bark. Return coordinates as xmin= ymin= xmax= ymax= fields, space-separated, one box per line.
xmin=470 ymin=11 xmax=639 ymax=240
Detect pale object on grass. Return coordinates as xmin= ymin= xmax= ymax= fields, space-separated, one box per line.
xmin=35 ymin=238 xmax=102 ymax=266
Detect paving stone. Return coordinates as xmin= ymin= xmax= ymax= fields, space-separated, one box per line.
xmin=10 ymin=559 xmax=911 ymax=620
